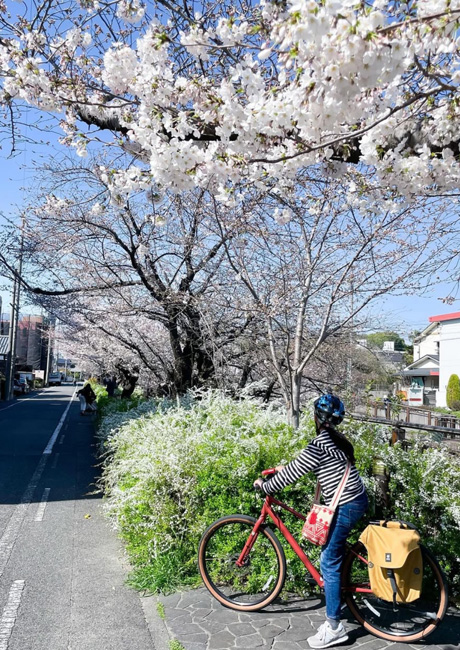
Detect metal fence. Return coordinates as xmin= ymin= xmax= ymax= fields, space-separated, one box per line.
xmin=353 ymin=403 xmax=460 ymax=436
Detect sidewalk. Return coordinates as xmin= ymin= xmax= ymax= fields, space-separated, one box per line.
xmin=142 ymin=586 xmax=460 ymax=650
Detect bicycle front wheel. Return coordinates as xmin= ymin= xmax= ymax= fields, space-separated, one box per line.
xmin=198 ymin=514 xmax=286 ymax=611
xmin=342 ymin=541 xmax=448 ymax=642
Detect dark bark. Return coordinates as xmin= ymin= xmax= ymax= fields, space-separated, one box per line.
xmin=115 ymin=362 xmax=140 ymax=398
xmin=76 ymin=107 xmax=460 ymax=164
xmin=238 ymin=360 xmax=252 ymax=389
xmin=262 ymin=379 xmax=277 ymax=403
xmin=165 ymin=302 xmax=216 ymax=396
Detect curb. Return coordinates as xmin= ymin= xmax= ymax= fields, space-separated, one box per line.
xmin=141 ymin=594 xmax=174 ymax=650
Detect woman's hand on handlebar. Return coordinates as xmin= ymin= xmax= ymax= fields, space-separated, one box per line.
xmin=253 ymin=478 xmax=264 ymax=490
xmin=254 ymin=465 xmax=285 ymax=490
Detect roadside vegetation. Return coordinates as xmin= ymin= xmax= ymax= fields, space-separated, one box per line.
xmin=447 ymin=374 xmax=460 ymax=411
xmin=96 ymin=390 xmax=460 ymax=600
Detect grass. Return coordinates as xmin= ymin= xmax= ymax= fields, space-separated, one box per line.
xmin=169 ymin=641 xmax=185 ymax=650
xmin=156 ymin=601 xmax=165 ymax=620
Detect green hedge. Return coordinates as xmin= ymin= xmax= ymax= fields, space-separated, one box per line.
xmin=447 ymin=374 xmax=460 ymax=410
xmin=97 ymin=390 xmax=460 ymax=598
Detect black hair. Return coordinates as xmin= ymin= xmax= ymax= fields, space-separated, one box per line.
xmin=318 ymin=421 xmax=356 ymax=464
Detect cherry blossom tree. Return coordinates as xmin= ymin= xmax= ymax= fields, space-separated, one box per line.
xmin=2 ymin=0 xmax=460 ymax=414
xmin=0 ymin=158 xmax=268 ymax=394
xmin=219 ymin=170 xmax=458 ymax=425
xmin=57 ymin=306 xmax=173 ymax=392
xmin=0 ymin=0 xmax=459 ymax=202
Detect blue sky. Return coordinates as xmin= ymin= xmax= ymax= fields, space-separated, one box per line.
xmin=0 ymin=137 xmax=458 ymax=341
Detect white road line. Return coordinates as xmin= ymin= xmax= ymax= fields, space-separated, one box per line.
xmin=0 ymin=391 xmax=76 ymax=578
xmin=43 ymin=392 xmax=76 ymax=455
xmin=34 ymin=488 xmax=51 ymax=522
xmin=0 ymin=401 xmax=27 ymax=412
xmin=0 ymin=580 xmax=25 ymax=650
xmin=51 ymin=453 xmax=60 ymax=469
xmin=0 ymin=390 xmax=48 ymax=412
xmin=0 ymin=389 xmax=71 ymax=413
xmin=58 ymin=435 xmax=65 ymax=445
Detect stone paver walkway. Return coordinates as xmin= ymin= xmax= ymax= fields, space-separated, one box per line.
xmin=155 ymin=588 xmax=460 ymax=650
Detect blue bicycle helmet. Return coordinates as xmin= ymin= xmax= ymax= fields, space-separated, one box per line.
xmin=314 ymin=393 xmax=345 ymax=426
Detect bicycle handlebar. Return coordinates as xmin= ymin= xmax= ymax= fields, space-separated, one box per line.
xmin=254 ymin=468 xmax=277 ymax=493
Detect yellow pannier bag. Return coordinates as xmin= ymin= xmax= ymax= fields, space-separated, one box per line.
xmin=359 ymin=521 xmax=423 ymax=605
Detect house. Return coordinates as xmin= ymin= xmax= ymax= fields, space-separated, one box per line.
xmin=413 ymin=321 xmax=440 ymax=359
xmin=401 ymin=312 xmax=460 ymax=407
xmin=0 ymin=314 xmax=52 ymax=400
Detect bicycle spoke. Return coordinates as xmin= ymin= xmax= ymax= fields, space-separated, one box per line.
xmin=199 ymin=516 xmax=285 ymax=610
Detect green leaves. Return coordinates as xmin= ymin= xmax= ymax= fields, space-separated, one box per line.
xmin=98 ymin=391 xmax=460 ymax=598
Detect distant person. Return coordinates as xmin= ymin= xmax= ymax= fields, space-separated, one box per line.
xmin=106 ymin=376 xmax=117 ymax=397
xmin=77 ymin=382 xmax=97 ymax=415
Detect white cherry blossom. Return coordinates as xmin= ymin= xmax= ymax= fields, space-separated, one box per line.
xmin=0 ymin=0 xmax=459 ymax=201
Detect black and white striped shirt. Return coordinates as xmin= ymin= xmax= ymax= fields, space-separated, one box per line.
xmin=262 ymin=429 xmax=365 ymax=506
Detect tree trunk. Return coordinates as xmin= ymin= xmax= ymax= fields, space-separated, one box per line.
xmin=165 ymin=304 xmax=216 ymax=395
xmin=262 ymin=379 xmax=276 ymax=403
xmin=289 ymin=373 xmax=302 ymax=429
xmin=115 ymin=363 xmax=140 ymax=399
xmin=238 ymin=361 xmax=252 ymax=389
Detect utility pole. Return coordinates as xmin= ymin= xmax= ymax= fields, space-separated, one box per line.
xmin=5 ymin=218 xmax=25 ymax=400
xmin=4 ymin=280 xmax=17 ymax=400
xmin=44 ymin=315 xmax=55 ymax=387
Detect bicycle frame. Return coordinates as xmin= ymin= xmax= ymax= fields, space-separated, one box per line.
xmin=236 ymin=493 xmax=372 ymax=594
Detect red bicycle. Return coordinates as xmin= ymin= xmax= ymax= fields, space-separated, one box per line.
xmin=198 ymin=469 xmax=448 ymax=643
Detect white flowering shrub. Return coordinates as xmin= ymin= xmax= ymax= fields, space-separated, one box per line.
xmin=383 ymin=442 xmax=460 ymax=593
xmin=98 ymin=391 xmax=460 ymax=596
xmin=99 ymin=391 xmax=318 ymax=592
xmin=94 ymin=385 xmax=147 ymax=442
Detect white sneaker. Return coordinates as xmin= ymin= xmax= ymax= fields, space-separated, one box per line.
xmin=307 ymin=621 xmax=349 ymax=649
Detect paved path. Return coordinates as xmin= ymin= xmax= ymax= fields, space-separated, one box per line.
xmin=0 ymin=386 xmax=156 ymax=650
xmin=150 ymin=587 xmax=460 ymax=650
xmin=2 ymin=386 xmax=458 ymax=650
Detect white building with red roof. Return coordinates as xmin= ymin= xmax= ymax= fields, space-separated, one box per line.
xmin=402 ymin=311 xmax=460 ymax=407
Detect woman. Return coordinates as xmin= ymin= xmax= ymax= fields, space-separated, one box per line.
xmin=254 ymin=393 xmax=368 ymax=649
xmin=77 ymin=382 xmax=97 ymax=415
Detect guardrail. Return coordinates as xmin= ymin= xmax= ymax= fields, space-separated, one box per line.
xmin=353 ymin=403 xmax=460 ymax=435
xmin=349 ymin=411 xmax=460 ymax=442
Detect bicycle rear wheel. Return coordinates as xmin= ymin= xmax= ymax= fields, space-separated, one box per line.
xmin=198 ymin=514 xmax=286 ymax=611
xmin=342 ymin=541 xmax=448 ymax=642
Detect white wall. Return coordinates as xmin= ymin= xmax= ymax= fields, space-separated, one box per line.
xmin=415 ymin=327 xmax=439 ymax=360
xmin=412 ymin=357 xmax=438 ymax=370
xmin=437 ymin=319 xmax=460 ymax=407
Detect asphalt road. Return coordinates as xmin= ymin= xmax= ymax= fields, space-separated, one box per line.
xmin=0 ymin=386 xmax=156 ymax=650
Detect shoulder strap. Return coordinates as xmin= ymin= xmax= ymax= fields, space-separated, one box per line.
xmin=313 ymin=481 xmax=321 ymax=502
xmin=329 ymin=462 xmax=352 ymax=509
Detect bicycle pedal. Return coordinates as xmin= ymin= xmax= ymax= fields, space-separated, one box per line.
xmin=305 ymin=577 xmax=317 ymax=586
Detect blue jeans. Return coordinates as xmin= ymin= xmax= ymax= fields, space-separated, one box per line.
xmin=320 ymin=490 xmax=368 ymax=621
